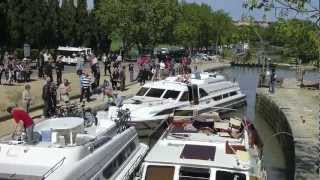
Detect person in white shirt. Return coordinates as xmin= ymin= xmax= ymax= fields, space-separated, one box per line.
xmin=116 ymin=54 xmax=122 ymax=62
xmin=160 ymin=61 xmax=165 ymax=79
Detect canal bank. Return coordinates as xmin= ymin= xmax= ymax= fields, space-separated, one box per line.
xmin=256 ymin=79 xmax=319 ymax=180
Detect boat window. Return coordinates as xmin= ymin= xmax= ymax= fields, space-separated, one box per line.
xmin=145 ymin=166 xmax=175 ymax=180
xmin=145 ymin=88 xmax=165 ymax=98
xmin=180 ymin=144 xmax=216 ymax=161
xmin=223 ymin=93 xmax=229 ymax=98
xmin=179 ymin=92 xmax=189 ymax=101
xmin=230 ymin=91 xmax=237 ymax=96
xmin=174 ymin=110 xmax=193 ymax=116
xmin=179 ymin=167 xmax=210 ymax=180
xmin=102 ymin=141 xmax=137 ymax=179
xmin=215 ymin=171 xmax=246 ymax=180
xmin=156 ymin=108 xmax=174 ymax=116
xmin=163 ymin=90 xmax=180 ymax=100
xmin=199 ymin=88 xmax=208 ymax=98
xmin=213 ymin=95 xmax=222 ymax=101
xmin=136 ymin=87 xmax=149 ymax=96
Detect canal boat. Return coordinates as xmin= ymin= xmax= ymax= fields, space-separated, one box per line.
xmin=135 ymin=111 xmax=267 ymax=180
xmin=108 ymin=72 xmax=246 ymax=136
xmin=0 ymin=109 xmax=148 ymax=180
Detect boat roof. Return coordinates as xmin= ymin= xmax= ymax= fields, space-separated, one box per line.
xmin=142 ymin=72 xmax=231 ymax=92
xmin=57 ymin=46 xmax=91 ymax=51
xmin=0 ymin=115 xmax=135 ymax=179
xmin=144 ymin=116 xmax=258 ymax=171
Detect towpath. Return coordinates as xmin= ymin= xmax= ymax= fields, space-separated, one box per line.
xmin=257 ymin=79 xmax=319 ymax=179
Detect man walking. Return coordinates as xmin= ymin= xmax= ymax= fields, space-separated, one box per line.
xmin=80 ymin=69 xmax=92 ymax=102
xmin=119 ymin=66 xmax=126 ymax=91
xmin=102 ymin=53 xmax=108 ymax=76
xmin=44 ymin=60 xmax=53 ymax=82
xmin=55 ymin=56 xmax=64 ymax=85
xmin=90 ymin=54 xmax=100 ymax=88
xmin=22 ymin=84 xmax=32 ymax=112
xmin=7 ymin=106 xmax=34 ymax=144
xmin=42 ymin=76 xmax=56 ymax=117
xmin=128 ymin=63 xmax=134 ymax=82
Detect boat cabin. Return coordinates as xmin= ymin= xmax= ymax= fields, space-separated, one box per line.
xmin=135 ymin=72 xmax=243 ymax=106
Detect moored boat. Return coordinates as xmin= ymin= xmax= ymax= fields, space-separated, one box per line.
xmin=0 ymin=109 xmax=148 ymax=180
xmin=135 ymin=111 xmax=267 ymax=180
xmin=108 ymin=72 xmax=246 ymax=136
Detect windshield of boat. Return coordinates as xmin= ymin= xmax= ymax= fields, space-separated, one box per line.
xmin=163 ymin=90 xmax=180 ymax=100
xmin=215 ymin=170 xmax=246 ymax=180
xmin=145 ymin=88 xmax=165 ymax=98
xmin=145 ymin=165 xmax=175 ymax=180
xmin=179 ymin=167 xmax=210 ymax=180
xmin=179 ymin=91 xmax=189 ymax=101
xmin=136 ymin=87 xmax=150 ymax=96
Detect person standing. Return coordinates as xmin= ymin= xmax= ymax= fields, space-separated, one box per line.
xmin=102 ymin=53 xmax=108 ymax=76
xmin=7 ymin=106 xmax=34 ymax=144
xmin=80 ymin=69 xmax=92 ymax=102
xmin=55 ymin=56 xmax=64 ymax=85
xmin=76 ymin=53 xmax=84 ymax=76
xmin=42 ymin=76 xmax=55 ymax=117
xmin=119 ymin=66 xmax=126 ymax=91
xmin=269 ymin=68 xmax=276 ymax=94
xmin=38 ymin=51 xmax=44 ymax=78
xmin=111 ymin=67 xmax=119 ymax=90
xmin=0 ymin=64 xmax=4 ymax=85
xmin=160 ymin=61 xmax=165 ymax=79
xmin=90 ymin=54 xmax=100 ymax=88
xmin=58 ymin=79 xmax=71 ymax=104
xmin=44 ymin=60 xmax=53 ymax=82
xmin=128 ymin=63 xmax=134 ymax=82
xmin=22 ymin=84 xmax=32 ymax=112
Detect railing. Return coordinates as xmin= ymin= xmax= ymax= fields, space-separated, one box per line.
xmin=122 ymin=154 xmax=143 ymax=180
xmin=42 ymin=157 xmax=66 ymax=179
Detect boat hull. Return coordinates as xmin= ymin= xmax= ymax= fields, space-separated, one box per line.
xmin=128 ymin=118 xmax=167 ymax=137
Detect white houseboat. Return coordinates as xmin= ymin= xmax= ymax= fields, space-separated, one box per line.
xmin=0 ymin=111 xmax=148 ymax=180
xmin=108 ymin=72 xmax=246 ymax=136
xmin=136 ymin=112 xmax=266 ymax=180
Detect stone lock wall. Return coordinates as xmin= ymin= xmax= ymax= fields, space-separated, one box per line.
xmin=256 ymin=93 xmax=295 ymax=180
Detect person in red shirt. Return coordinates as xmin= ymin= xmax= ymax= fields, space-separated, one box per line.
xmin=7 ymin=106 xmax=34 ymax=144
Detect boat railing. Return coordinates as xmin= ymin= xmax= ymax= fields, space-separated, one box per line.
xmin=41 ymin=157 xmax=66 ymax=179
xmin=122 ymin=154 xmax=143 ymax=180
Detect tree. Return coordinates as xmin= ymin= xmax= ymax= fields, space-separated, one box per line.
xmin=59 ymin=0 xmax=76 ymax=46
xmin=245 ymin=0 xmax=320 ymax=24
xmin=0 ymin=0 xmax=8 ymax=47
xmin=75 ymin=0 xmax=89 ymax=46
xmin=6 ymin=0 xmax=46 ymax=48
xmin=42 ymin=0 xmax=60 ymax=49
xmin=95 ymin=0 xmax=179 ymax=54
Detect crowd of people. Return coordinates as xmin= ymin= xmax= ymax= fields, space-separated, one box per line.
xmin=1 ymin=49 xmax=194 ymax=119
xmin=1 ymin=49 xmax=198 ymax=143
xmin=0 ymin=52 xmax=33 ymax=85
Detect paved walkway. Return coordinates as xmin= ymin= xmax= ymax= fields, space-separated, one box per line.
xmin=258 ymin=79 xmax=319 ymax=179
xmin=0 ymin=61 xmax=230 ymax=137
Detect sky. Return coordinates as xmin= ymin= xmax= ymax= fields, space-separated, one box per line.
xmin=87 ymin=0 xmax=320 ymax=21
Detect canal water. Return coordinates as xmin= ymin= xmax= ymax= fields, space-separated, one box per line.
xmin=216 ymin=66 xmax=320 ymax=180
